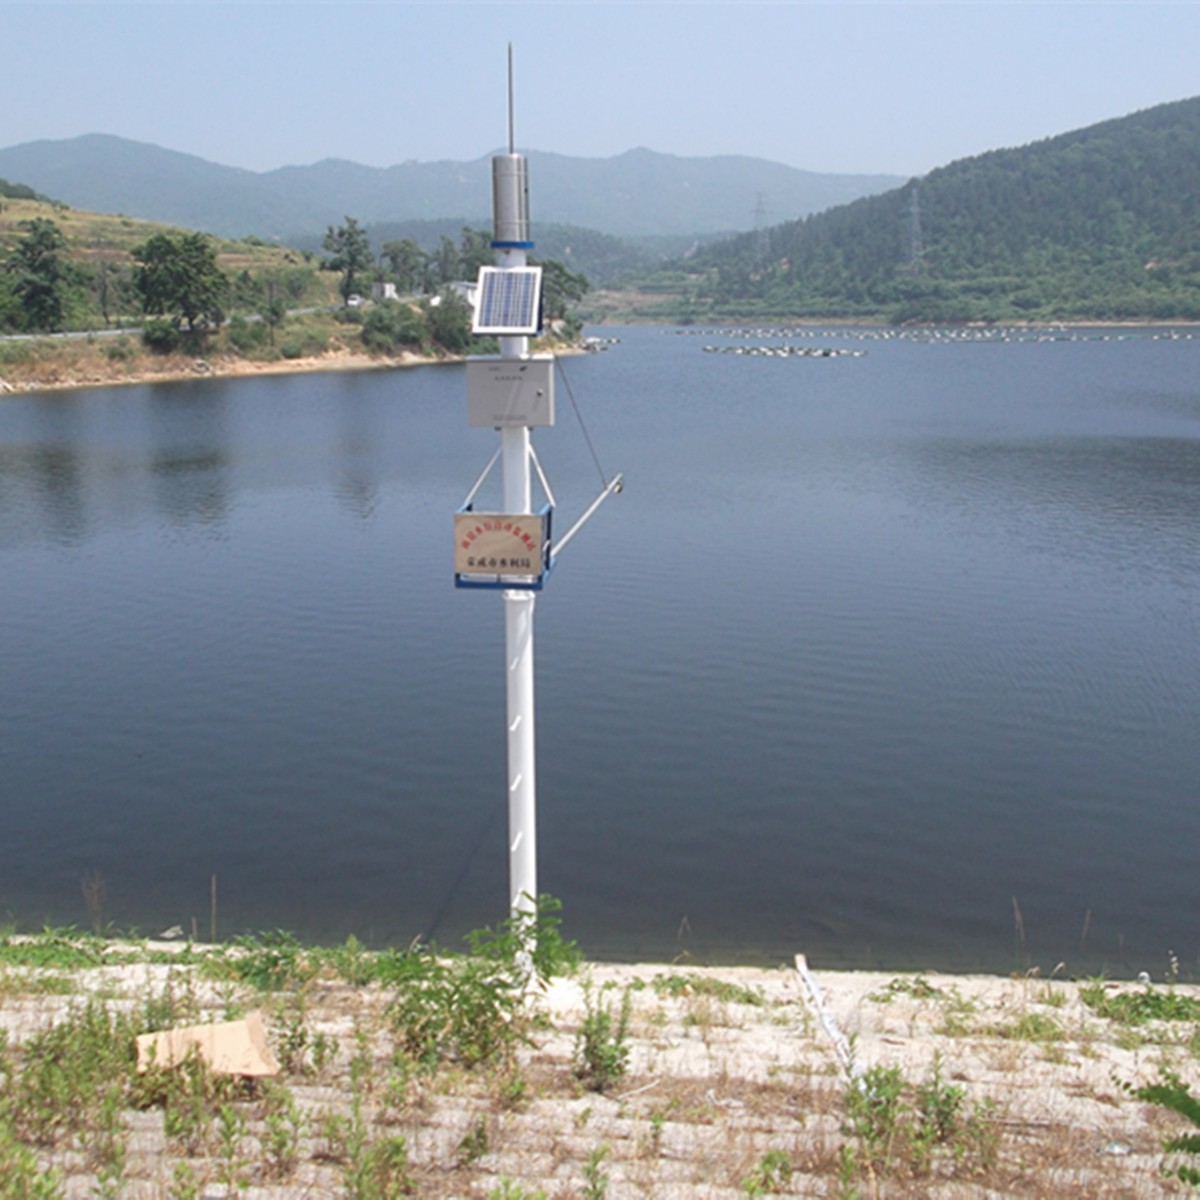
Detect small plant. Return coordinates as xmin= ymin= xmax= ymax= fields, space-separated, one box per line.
xmin=168 ymin=1161 xmax=199 ymax=1200
xmin=456 ymin=1116 xmax=489 ymax=1167
xmin=910 ymin=1053 xmax=965 ymax=1172
xmin=261 ymin=1083 xmax=305 ymax=1179
xmin=0 ymin=1117 xmax=66 ymax=1198
xmin=935 ymin=987 xmax=980 ymax=1037
xmin=646 ymin=1110 xmax=666 ymax=1157
xmin=486 ymin=1181 xmax=546 ymax=1200
xmin=90 ymin=1084 xmax=127 ymax=1199
xmin=1081 ymin=980 xmax=1200 ymax=1026
xmin=742 ymin=1148 xmax=793 ymax=1195
xmin=465 ymin=893 xmax=582 ymax=985
xmin=995 ymin=1011 xmax=1064 ymax=1042
xmin=215 ymin=930 xmax=316 ymax=991
xmin=574 ymin=983 xmax=631 ymax=1092
xmin=345 ymin=1133 xmax=413 ymax=1199
xmin=581 ymin=1143 xmax=610 ymax=1200
xmin=652 ymin=973 xmax=764 ymax=1006
xmin=868 ymin=976 xmax=942 ymax=1004
xmin=215 ymin=1102 xmax=247 ymax=1193
xmin=844 ymin=1065 xmax=906 ymax=1173
xmin=1131 ymin=1072 xmax=1200 ymax=1186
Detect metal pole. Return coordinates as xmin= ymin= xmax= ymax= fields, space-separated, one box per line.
xmin=498 ymin=255 xmax=536 ymax=925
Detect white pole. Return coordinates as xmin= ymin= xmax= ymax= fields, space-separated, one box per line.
xmin=498 ymin=254 xmax=537 ymax=926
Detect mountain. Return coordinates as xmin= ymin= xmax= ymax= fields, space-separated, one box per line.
xmin=0 ymin=134 xmax=902 ymax=242
xmin=680 ymin=96 xmax=1200 ymax=322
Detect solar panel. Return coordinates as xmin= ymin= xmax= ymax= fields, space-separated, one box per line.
xmin=472 ymin=266 xmax=543 ymax=335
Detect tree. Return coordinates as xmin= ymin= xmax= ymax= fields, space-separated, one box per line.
xmin=361 ymin=303 xmax=427 ymax=354
xmin=458 ymin=227 xmax=495 ymax=279
xmin=4 ymin=217 xmax=72 ymax=331
xmin=323 ymin=217 xmax=373 ymax=303
xmin=424 ymin=290 xmax=473 ymax=354
xmin=380 ymin=238 xmax=429 ymax=294
xmin=434 ymin=236 xmax=460 ymax=287
xmin=537 ymin=259 xmax=590 ymax=322
xmin=132 ymin=231 xmax=229 ymax=335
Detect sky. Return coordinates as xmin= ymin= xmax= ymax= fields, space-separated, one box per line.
xmin=2 ymin=1 xmax=1198 ymax=180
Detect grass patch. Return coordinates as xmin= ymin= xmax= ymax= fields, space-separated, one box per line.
xmin=652 ymin=973 xmax=764 ymax=1006
xmin=1081 ymin=982 xmax=1200 ymax=1026
xmin=868 ymin=976 xmax=944 ymax=1004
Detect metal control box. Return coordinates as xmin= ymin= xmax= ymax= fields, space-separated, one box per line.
xmin=467 ymin=356 xmax=555 ymax=428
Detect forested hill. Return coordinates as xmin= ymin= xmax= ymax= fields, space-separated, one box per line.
xmin=681 ymin=96 xmax=1200 ymax=322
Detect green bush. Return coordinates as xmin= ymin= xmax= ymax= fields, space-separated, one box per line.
xmin=361 ymin=304 xmax=427 ymax=355
xmin=574 ymin=982 xmax=631 ymax=1092
xmin=225 ymin=315 xmax=266 ymax=355
xmin=141 ymin=318 xmax=181 ymax=354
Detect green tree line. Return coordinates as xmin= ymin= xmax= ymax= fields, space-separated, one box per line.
xmin=660 ymin=95 xmax=1200 ymax=323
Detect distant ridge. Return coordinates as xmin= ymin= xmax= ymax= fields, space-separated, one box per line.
xmin=0 ymin=134 xmax=903 ymax=241
xmin=682 ymin=95 xmax=1200 ymax=322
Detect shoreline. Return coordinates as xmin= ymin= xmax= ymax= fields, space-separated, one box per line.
xmin=4 ymin=315 xmax=1197 ymax=396
xmin=0 ymin=344 xmax=453 ymax=397
xmin=1 ymin=933 xmax=1195 ymax=1195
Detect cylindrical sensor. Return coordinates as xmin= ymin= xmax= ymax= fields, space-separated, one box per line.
xmin=493 ymin=154 xmax=530 ymax=244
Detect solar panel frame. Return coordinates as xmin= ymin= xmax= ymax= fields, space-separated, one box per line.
xmin=472 ymin=266 xmax=543 ymax=335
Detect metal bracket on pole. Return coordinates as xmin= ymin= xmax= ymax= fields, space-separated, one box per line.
xmin=549 ymin=474 xmax=624 ymax=565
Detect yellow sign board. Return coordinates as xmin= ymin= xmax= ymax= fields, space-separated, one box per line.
xmin=455 ymin=512 xmax=546 ymax=580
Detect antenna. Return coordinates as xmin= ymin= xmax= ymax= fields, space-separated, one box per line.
xmin=507 ymin=43 xmax=515 ymax=155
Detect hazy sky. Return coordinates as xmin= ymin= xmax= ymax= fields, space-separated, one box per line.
xmin=3 ymin=2 xmax=1198 ymax=179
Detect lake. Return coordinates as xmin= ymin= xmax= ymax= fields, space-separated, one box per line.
xmin=2 ymin=324 xmax=1197 ymax=975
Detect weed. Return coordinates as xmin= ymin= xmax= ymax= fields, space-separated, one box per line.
xmin=867 ymin=976 xmax=942 ymax=1004
xmin=90 ymin=1084 xmax=127 ymax=1199
xmin=9 ymin=1000 xmax=136 ymax=1146
xmin=1082 ymin=981 xmax=1200 ymax=1026
xmin=646 ymin=1110 xmax=666 ymax=1157
xmin=652 ymin=973 xmax=765 ymax=1006
xmin=835 ymin=1144 xmax=860 ymax=1200
xmin=465 ymin=893 xmax=582 ymax=985
xmin=491 ymin=1063 xmax=530 ymax=1111
xmin=995 ymin=1011 xmax=1065 ymax=1042
xmin=844 ymin=1065 xmax=906 ymax=1173
xmin=575 ymin=982 xmax=632 ymax=1092
xmin=742 ymin=1147 xmax=793 ymax=1195
xmin=275 ymin=995 xmax=321 ymax=1074
xmin=936 ymin=987 xmax=980 ymax=1037
xmin=167 ymin=1162 xmax=199 ymax=1200
xmin=487 ymin=1181 xmax=547 ymax=1200
xmin=0 ymin=1118 xmax=65 ymax=1198
xmin=581 ymin=1143 xmax=610 ymax=1200
xmin=0 ymin=928 xmax=107 ymax=970
xmin=388 ymin=949 xmax=527 ymax=1069
xmin=214 ymin=930 xmax=317 ymax=991
xmin=1131 ymin=1071 xmax=1200 ymax=1186
xmin=261 ymin=1083 xmax=305 ymax=1179
xmin=841 ymin=1059 xmax=998 ymax=1184
xmin=215 ymin=1102 xmax=248 ymax=1193
xmin=384 ymin=900 xmax=576 ymax=1070
xmin=456 ymin=1116 xmax=489 ymax=1167
xmin=345 ymin=1133 xmax=413 ymax=1198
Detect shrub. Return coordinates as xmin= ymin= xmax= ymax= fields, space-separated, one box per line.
xmin=361 ymin=304 xmax=427 ymax=354
xmin=574 ymin=982 xmax=631 ymax=1092
xmin=141 ymin=318 xmax=181 ymax=354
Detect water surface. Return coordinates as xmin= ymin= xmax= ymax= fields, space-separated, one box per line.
xmin=2 ymin=326 xmax=1197 ymax=974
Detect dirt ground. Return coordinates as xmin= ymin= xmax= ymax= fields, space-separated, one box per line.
xmin=3 ymin=946 xmax=1199 ymax=1198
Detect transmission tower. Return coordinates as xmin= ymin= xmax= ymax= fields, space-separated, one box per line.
xmin=903 ymin=184 xmax=925 ymax=272
xmin=753 ymin=192 xmax=770 ymax=264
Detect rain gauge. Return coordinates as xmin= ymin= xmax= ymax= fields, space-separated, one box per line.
xmin=455 ymin=48 xmax=622 ymax=937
